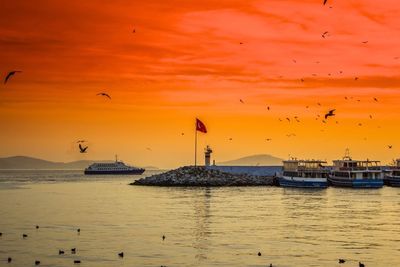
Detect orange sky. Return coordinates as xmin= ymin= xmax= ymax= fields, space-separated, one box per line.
xmin=1 ymin=0 xmax=400 ymax=168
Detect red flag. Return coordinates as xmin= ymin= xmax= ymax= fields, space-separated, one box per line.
xmin=196 ymin=118 xmax=207 ymax=133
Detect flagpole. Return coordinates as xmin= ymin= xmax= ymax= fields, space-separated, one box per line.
xmin=194 ymin=124 xmax=197 ymax=167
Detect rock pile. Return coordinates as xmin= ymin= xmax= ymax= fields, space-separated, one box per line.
xmin=131 ymin=166 xmax=274 ymax=186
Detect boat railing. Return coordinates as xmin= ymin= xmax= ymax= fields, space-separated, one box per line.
xmin=336 ymin=166 xmax=382 ymax=171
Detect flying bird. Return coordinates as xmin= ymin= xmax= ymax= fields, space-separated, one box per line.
xmin=4 ymin=71 xmax=22 ymax=84
xmin=355 ymin=77 xmax=359 ymax=81
xmin=388 ymin=145 xmax=393 ymax=149
xmin=362 ymin=41 xmax=368 ymax=44
xmin=267 ymin=106 xmax=270 ymax=110
xmin=322 ymin=31 xmax=329 ymax=38
xmin=79 ymin=144 xmax=88 ymax=153
xmin=266 ymin=138 xmax=272 ymax=141
xmin=239 ymin=99 xmax=244 ymax=104
xmin=324 ymin=109 xmax=336 ymax=119
xmin=373 ymin=97 xmax=378 ymax=102
xmin=323 ymin=0 xmax=328 ymax=5
xmin=97 ymin=92 xmax=111 ymax=99
xmin=286 ymin=118 xmax=290 ymax=122
xmin=132 ymin=28 xmax=136 ymax=33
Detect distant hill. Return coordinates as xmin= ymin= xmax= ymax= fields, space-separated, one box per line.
xmin=218 ymin=154 xmax=283 ymax=166
xmin=0 ymin=156 xmax=150 ymax=170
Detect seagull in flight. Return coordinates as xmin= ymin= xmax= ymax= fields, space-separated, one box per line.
xmin=324 ymin=109 xmax=336 ymax=119
xmin=97 ymin=92 xmax=111 ymax=99
xmin=373 ymin=97 xmax=378 ymax=102
xmin=79 ymin=144 xmax=88 ymax=153
xmin=323 ymin=0 xmax=328 ymax=5
xmin=4 ymin=71 xmax=22 ymax=84
xmin=388 ymin=145 xmax=393 ymax=149
xmin=239 ymin=99 xmax=245 ymax=104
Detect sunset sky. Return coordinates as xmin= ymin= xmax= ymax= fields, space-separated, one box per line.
xmin=1 ymin=0 xmax=400 ymax=168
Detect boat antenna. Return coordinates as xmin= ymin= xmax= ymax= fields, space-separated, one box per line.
xmin=115 ymin=154 xmax=118 ymax=162
xmin=344 ymin=148 xmax=351 ymax=159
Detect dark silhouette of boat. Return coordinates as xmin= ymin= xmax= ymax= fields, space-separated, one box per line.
xmin=84 ymin=156 xmax=144 ymax=175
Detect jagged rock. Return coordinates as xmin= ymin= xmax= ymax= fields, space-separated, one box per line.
xmin=130 ymin=166 xmax=274 ymax=187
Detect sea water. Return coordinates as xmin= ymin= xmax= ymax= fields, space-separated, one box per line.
xmin=0 ymin=170 xmax=399 ymax=266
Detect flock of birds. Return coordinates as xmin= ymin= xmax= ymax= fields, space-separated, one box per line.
xmin=1 ymin=225 xmax=367 ymax=267
xmin=0 ymin=1 xmax=391 ymax=265
xmin=1 ymin=227 xmax=167 ymax=265
xmin=2 ymin=0 xmax=395 ymax=154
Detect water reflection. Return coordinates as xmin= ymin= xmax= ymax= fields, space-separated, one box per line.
xmin=192 ymin=187 xmax=212 ymax=262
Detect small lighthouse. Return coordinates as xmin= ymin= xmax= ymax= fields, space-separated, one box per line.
xmin=204 ymin=145 xmax=213 ymax=166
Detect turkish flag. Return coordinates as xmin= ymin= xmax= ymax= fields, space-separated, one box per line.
xmin=196 ymin=118 xmax=207 ymax=133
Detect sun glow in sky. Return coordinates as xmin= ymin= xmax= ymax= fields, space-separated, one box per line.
xmin=1 ymin=0 xmax=400 ymax=168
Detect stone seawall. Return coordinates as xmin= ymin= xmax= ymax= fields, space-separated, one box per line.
xmin=131 ymin=166 xmax=274 ymax=186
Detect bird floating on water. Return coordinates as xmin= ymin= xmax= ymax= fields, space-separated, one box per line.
xmin=35 ymin=260 xmax=40 ymax=265
xmin=359 ymin=262 xmax=365 ymax=267
xmin=257 ymin=252 xmax=261 ymax=256
xmin=8 ymin=257 xmax=12 ymax=263
xmin=118 ymin=252 xmax=124 ymax=258
xmin=59 ymin=250 xmax=65 ymax=255
xmin=339 ymin=259 xmax=346 ymax=264
xmin=162 ymin=235 xmax=166 ymax=241
xmin=71 ymin=248 xmax=76 ymax=254
xmin=4 ymin=71 xmax=22 ymax=84
xmin=22 ymin=234 xmax=28 ymax=238
xmin=74 ymin=260 xmax=81 ymax=264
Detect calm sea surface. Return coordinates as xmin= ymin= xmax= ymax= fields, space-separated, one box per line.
xmin=0 ymin=170 xmax=399 ymax=267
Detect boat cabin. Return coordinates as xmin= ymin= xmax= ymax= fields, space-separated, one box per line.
xmin=283 ymin=159 xmax=329 ymax=178
xmin=332 ymin=156 xmax=382 ymax=179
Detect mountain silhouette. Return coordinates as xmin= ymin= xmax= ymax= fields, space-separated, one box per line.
xmin=218 ymin=154 xmax=283 ymax=166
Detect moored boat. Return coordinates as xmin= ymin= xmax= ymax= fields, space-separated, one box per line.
xmin=383 ymin=159 xmax=400 ymax=187
xmin=278 ymin=159 xmax=329 ymax=188
xmin=328 ymin=153 xmax=383 ymax=188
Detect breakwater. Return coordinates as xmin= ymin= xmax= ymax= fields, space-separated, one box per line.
xmin=131 ymin=166 xmax=274 ymax=186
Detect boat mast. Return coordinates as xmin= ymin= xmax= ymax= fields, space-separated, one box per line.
xmin=115 ymin=154 xmax=118 ymax=163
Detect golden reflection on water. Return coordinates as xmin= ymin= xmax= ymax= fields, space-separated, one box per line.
xmin=0 ymin=171 xmax=399 ymax=266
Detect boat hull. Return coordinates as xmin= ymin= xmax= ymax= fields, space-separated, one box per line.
xmin=84 ymin=169 xmax=145 ymax=175
xmin=278 ymin=177 xmax=328 ymax=188
xmin=328 ymin=177 xmax=383 ymax=188
xmin=384 ymin=176 xmax=400 ymax=187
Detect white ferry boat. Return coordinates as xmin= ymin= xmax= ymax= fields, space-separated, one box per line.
xmin=384 ymin=159 xmax=400 ymax=187
xmin=278 ymin=159 xmax=329 ymax=188
xmin=328 ymin=153 xmax=383 ymax=188
xmin=84 ymin=156 xmax=145 ymax=175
